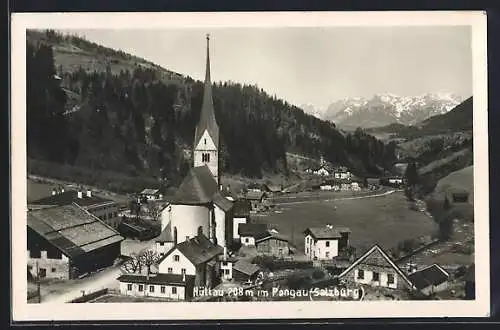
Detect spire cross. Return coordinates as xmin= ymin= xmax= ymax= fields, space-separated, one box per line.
xmin=206 ymin=33 xmax=210 ymax=41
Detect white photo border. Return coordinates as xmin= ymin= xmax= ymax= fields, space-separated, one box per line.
xmin=11 ymin=11 xmax=490 ymax=321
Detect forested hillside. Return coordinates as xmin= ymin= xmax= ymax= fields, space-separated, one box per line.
xmin=26 ymin=30 xmax=397 ymax=192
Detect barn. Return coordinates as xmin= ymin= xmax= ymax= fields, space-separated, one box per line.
xmin=27 ymin=204 xmax=124 ymax=280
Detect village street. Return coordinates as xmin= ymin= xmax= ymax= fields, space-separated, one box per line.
xmin=38 ymin=238 xmax=156 ymax=304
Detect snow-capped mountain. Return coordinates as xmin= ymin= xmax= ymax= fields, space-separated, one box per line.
xmin=322 ymin=93 xmax=464 ymax=129
xmin=299 ymin=104 xmax=324 ymax=119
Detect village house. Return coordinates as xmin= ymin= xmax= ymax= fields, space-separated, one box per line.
xmin=333 ymin=167 xmax=352 ymax=180
xmin=139 ymin=188 xmax=163 ymax=202
xmin=238 ymin=223 xmax=269 ymax=247
xmin=245 ymin=190 xmax=266 ymax=211
xmin=157 ymin=234 xmax=224 ymax=289
xmin=30 ymin=188 xmax=122 ymax=229
xmin=337 ymin=245 xmax=416 ymax=292
xmin=303 ymin=225 xmax=351 ymax=260
xmin=263 ymin=184 xmax=283 ymax=196
xmin=255 ymin=230 xmax=293 ymax=258
xmin=27 ymin=204 xmax=124 ymax=280
xmin=232 ymin=259 xmax=261 ymax=283
xmin=117 ymin=273 xmax=195 ymax=301
xmin=232 ymin=199 xmax=251 ymax=241
xmin=220 ymin=255 xmax=238 ymax=281
xmin=155 ymin=221 xmax=175 ymax=257
xmin=313 ymin=165 xmax=331 ymax=177
xmin=407 ymin=264 xmax=450 ymax=296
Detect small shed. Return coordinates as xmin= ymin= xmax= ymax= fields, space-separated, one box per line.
xmin=232 ymin=260 xmax=260 ymax=283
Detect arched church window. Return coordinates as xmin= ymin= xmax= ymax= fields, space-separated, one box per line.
xmin=202 ymin=153 xmax=210 ymax=163
xmin=204 ymin=138 xmax=207 ymax=145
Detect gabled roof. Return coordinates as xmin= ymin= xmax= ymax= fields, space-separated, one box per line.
xmin=238 ymin=223 xmax=268 ymax=237
xmin=212 ymin=192 xmax=234 ymax=212
xmin=408 ymin=264 xmax=449 ymax=290
xmin=233 ymin=260 xmax=260 ymax=276
xmin=233 ymin=199 xmax=251 ymax=217
xmin=30 ymin=190 xmax=114 ymax=207
xmin=161 ymin=234 xmax=223 ymax=266
xmin=245 ymin=191 xmax=265 ymax=201
xmin=194 ymin=35 xmax=219 ymax=149
xmin=28 ymin=204 xmax=124 ymax=259
xmin=255 ymin=232 xmax=290 ymax=244
xmin=117 ymin=273 xmax=195 ymax=287
xmin=171 ymin=165 xmax=218 ymax=205
xmin=140 ymin=188 xmax=160 ymax=195
xmin=304 ymin=226 xmax=351 ymax=240
xmin=338 ymin=244 xmax=415 ymax=289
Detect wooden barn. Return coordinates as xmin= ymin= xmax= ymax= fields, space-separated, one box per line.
xmin=27 ymin=204 xmax=124 ymax=280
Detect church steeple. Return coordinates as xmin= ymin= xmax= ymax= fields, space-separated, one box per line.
xmin=194 ymin=34 xmax=220 ymax=149
xmin=193 ymin=34 xmax=220 ymax=184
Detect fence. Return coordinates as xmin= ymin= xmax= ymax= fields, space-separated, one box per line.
xmin=69 ymin=288 xmax=109 ymax=303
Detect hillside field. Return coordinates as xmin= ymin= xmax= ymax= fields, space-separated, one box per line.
xmin=254 ymin=191 xmax=437 ymax=254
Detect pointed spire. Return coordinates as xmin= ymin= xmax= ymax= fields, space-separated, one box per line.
xmin=194 ymin=34 xmax=219 ymax=149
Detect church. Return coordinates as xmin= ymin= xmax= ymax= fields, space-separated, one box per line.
xmin=157 ymin=34 xmax=236 ymax=255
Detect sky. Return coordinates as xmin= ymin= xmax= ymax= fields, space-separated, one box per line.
xmin=61 ymin=26 xmax=472 ymax=109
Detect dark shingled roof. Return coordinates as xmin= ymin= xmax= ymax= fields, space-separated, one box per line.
xmin=304 ymin=226 xmax=351 ymax=239
xmin=194 ymin=35 xmax=219 ymax=149
xmin=233 ymin=260 xmax=260 ymax=276
xmin=171 ymin=166 xmax=218 ymax=205
xmin=212 ymin=192 xmax=234 ymax=212
xmin=155 ymin=221 xmax=173 ymax=243
xmin=255 ymin=232 xmax=290 ymax=244
xmin=140 ymin=188 xmax=160 ymax=195
xmin=163 ymin=234 xmax=223 ymax=265
xmin=28 ymin=204 xmax=124 ymax=258
xmin=408 ymin=264 xmax=450 ymax=290
xmin=238 ymin=223 xmax=268 ymax=238
xmin=233 ymin=199 xmax=251 ymax=218
xmin=30 ymin=190 xmax=114 ymax=207
xmin=117 ymin=273 xmax=195 ymax=286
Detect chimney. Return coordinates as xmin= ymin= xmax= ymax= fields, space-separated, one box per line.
xmin=77 ymin=191 xmax=83 ymax=199
xmin=86 ymin=190 xmax=92 ymax=198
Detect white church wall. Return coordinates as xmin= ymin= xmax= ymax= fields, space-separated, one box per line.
xmin=170 ymin=204 xmax=210 ymax=243
xmin=214 ymin=204 xmax=227 ymax=248
xmin=193 ymin=131 xmax=219 ymax=182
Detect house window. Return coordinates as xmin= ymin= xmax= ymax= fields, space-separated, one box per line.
xmin=138 ymin=284 xmax=144 ymax=292
xmin=325 ymin=252 xmax=330 ymax=258
xmin=373 ymin=272 xmax=380 ymax=282
xmin=159 ymin=242 xmax=164 ymax=246
xmin=168 ymin=267 xmax=173 ymax=273
xmin=357 ymin=269 xmax=364 ymax=279
xmin=225 ymin=269 xmax=230 ymax=275
xmin=387 ymin=274 xmax=395 ymax=284
xmin=161 ymin=286 xmax=166 ymax=293
xmin=127 ymin=284 xmax=132 ymax=291
xmin=181 ymin=268 xmax=186 ymax=274
xmin=172 ymin=287 xmax=177 ymax=294
xmin=306 ymin=248 xmax=309 ymax=254
xmin=325 ymin=241 xmax=330 ymax=247
xmin=245 ymin=238 xmax=249 ymax=243
xmin=51 ymin=268 xmax=56 ymax=273
xmin=149 ymin=285 xmax=155 ymax=293
xmin=174 ymin=255 xmax=180 ymax=262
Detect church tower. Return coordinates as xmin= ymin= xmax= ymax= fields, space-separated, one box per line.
xmin=193 ymin=34 xmax=220 ymax=185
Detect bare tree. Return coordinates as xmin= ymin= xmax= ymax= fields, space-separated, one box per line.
xmin=139 ymin=249 xmax=160 ymax=280
xmin=121 ymin=252 xmax=143 ymax=274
